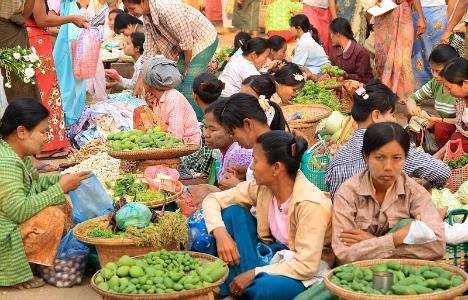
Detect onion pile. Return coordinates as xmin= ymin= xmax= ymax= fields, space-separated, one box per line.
xmin=38 ymin=255 xmax=87 ymax=287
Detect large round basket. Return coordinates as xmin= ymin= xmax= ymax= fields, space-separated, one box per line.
xmin=324 ymin=259 xmax=468 ymax=300
xmin=73 ymin=216 xmax=180 ymax=266
xmin=282 ymin=104 xmax=331 ymax=144
xmin=90 ymin=252 xmax=228 ymax=300
xmin=108 ymin=144 xmax=199 ymax=161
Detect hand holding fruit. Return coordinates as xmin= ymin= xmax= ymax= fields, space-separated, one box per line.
xmin=59 ymin=171 xmax=91 ymax=193
xmin=213 ymin=227 xmax=240 ymax=266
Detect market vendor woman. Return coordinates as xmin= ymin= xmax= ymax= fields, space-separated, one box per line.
xmin=0 ymin=99 xmax=89 ymax=288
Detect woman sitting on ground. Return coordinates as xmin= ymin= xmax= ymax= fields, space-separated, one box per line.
xmin=202 ymin=130 xmax=332 ymax=299
xmin=113 ymin=12 xmax=143 ymax=36
xmin=219 ymin=38 xmax=270 ymax=97
xmin=332 ymin=122 xmax=445 ymax=264
xmin=105 ymin=32 xmax=145 ymax=90
xmin=133 ymin=57 xmax=201 ymax=144
xmin=0 ymin=99 xmax=89 ymax=288
xmin=329 ymin=17 xmax=373 ymax=84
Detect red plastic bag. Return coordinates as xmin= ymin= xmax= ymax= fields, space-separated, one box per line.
xmin=444 ymin=139 xmax=465 ymax=162
xmin=144 ymin=165 xmax=180 ymax=191
xmin=71 ymin=28 xmax=101 ymax=80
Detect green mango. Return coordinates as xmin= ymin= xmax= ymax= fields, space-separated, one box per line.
xmin=371 ymin=263 xmax=387 ymax=273
xmin=422 ymin=271 xmax=439 ymax=279
xmin=436 ymin=278 xmax=451 ymax=289
xmin=451 ymin=275 xmax=464 ymax=287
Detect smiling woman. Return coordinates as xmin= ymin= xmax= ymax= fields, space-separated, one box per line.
xmin=331 ymin=122 xmax=445 ymax=265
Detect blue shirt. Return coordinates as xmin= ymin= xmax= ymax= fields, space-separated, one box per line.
xmin=325 ymin=129 xmax=451 ymax=198
xmin=292 ymin=32 xmax=330 ymax=74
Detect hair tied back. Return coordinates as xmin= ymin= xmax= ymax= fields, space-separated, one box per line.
xmin=355 ymin=87 xmax=369 ymax=100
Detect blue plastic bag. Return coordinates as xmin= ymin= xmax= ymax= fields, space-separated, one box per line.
xmin=188 ymin=209 xmax=216 ymax=254
xmin=115 ymin=203 xmax=152 ymax=230
xmin=57 ymin=230 xmax=90 ymax=259
xmin=69 ymin=174 xmax=114 ymax=224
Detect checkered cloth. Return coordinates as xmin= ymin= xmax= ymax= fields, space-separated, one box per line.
xmin=325 ymin=129 xmax=452 ymax=198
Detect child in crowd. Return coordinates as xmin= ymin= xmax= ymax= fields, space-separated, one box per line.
xmin=105 ymin=32 xmax=145 ymax=90
xmin=406 ymin=44 xmax=460 ymax=148
xmin=219 ymin=38 xmax=270 ymax=97
xmin=265 ymin=0 xmax=302 ymax=42
xmin=107 ymin=8 xmax=125 ymax=35
xmin=133 ymin=57 xmax=201 ymax=145
xmin=290 ymin=14 xmax=330 ymax=74
xmin=113 ymin=12 xmax=144 ymax=36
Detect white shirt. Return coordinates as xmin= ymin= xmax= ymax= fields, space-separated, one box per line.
xmin=420 ymin=0 xmax=445 ymax=7
xmin=303 ymin=0 xmax=329 ymax=8
xmin=292 ymin=32 xmax=330 ymax=74
xmin=219 ymin=55 xmax=260 ymax=97
xmin=120 ymin=56 xmax=144 ymax=90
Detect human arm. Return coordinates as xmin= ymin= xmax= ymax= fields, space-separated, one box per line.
xmin=442 ymin=0 xmax=468 ymax=43
xmin=404 ymin=146 xmax=451 ymax=189
xmin=412 ymin=0 xmax=426 ymax=36
xmin=22 ymin=0 xmax=36 ymax=20
xmin=328 ymin=0 xmax=337 ymax=19
xmin=406 ymin=80 xmax=435 ymax=116
xmin=183 ymin=50 xmax=193 ymax=76
xmin=33 ymin=0 xmax=88 ymax=28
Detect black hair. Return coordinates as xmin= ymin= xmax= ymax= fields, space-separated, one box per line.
xmin=205 ymin=98 xmax=228 ymax=123
xmin=122 ymin=0 xmax=142 ymax=3
xmin=441 ymin=57 xmax=468 ymax=85
xmin=351 ymin=80 xmax=397 ymax=122
xmin=192 ymin=73 xmax=225 ymax=104
xmin=241 ymin=37 xmax=269 ymax=56
xmin=0 ymin=98 xmax=50 ymax=137
xmin=130 ymin=31 xmax=145 ymax=54
xmin=268 ymin=35 xmax=286 ymax=52
xmin=269 ymin=62 xmax=305 ymax=87
xmin=114 ymin=13 xmax=143 ymax=34
xmin=242 ymin=74 xmax=277 ymax=99
xmin=231 ymin=31 xmax=252 ymax=56
xmin=257 ymin=130 xmax=308 ymax=178
xmin=362 ymin=122 xmax=410 ymax=158
xmin=216 ymin=93 xmax=289 ymax=132
xmin=109 ymin=8 xmax=125 ymax=15
xmin=429 ymin=44 xmax=459 ymax=65
xmin=290 ymin=14 xmax=321 ymax=45
xmin=329 ymin=17 xmax=355 ymax=41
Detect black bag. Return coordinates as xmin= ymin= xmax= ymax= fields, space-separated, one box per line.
xmin=422 ymin=129 xmax=439 ymax=155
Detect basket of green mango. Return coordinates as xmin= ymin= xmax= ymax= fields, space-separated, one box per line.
xmin=91 ymin=250 xmax=228 ymax=300
xmin=324 ymin=259 xmax=468 ymax=299
xmin=107 ymin=128 xmax=199 ymax=161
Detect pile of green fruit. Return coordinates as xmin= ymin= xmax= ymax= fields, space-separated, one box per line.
xmin=331 ymin=262 xmax=465 ymax=296
xmin=293 ymin=81 xmax=342 ymax=112
xmin=106 ymin=174 xmax=167 ymax=204
xmin=107 ymin=128 xmax=184 ymax=151
xmin=94 ymin=251 xmax=227 ymax=295
xmin=321 ymin=64 xmax=346 ymax=77
xmin=447 ymin=154 xmax=468 ymax=169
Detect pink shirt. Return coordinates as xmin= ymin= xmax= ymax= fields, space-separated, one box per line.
xmin=268 ymin=197 xmax=291 ymax=246
xmin=153 ymin=89 xmax=201 ymax=145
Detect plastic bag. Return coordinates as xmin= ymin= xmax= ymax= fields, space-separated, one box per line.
xmin=115 ymin=203 xmax=152 ymax=230
xmin=444 ymin=139 xmax=465 ymax=162
xmin=0 ymin=70 xmax=7 ymax=118
xmin=188 ymin=209 xmax=216 ymax=254
xmin=69 ymin=174 xmax=114 ymax=224
xmin=37 ymin=230 xmax=89 ymax=288
xmin=71 ymin=28 xmax=101 ymax=80
xmin=445 ymin=222 xmax=468 ymax=244
xmin=422 ymin=129 xmax=439 ymax=155
xmin=144 ymin=165 xmax=180 ymax=191
xmin=403 ymin=220 xmax=437 ymax=244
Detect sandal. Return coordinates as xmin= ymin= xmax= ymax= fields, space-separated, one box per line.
xmin=14 ymin=276 xmax=45 ymax=289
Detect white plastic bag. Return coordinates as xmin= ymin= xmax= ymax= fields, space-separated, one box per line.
xmin=403 ymin=221 xmax=437 ymax=244
xmin=0 ymin=70 xmax=7 ymax=118
xmin=445 ymin=222 xmax=468 ymax=244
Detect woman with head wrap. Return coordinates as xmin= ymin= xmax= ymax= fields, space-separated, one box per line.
xmin=133 ymin=57 xmax=201 ymax=145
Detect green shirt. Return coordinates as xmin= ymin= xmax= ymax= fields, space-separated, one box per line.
xmin=410 ymin=78 xmax=457 ymax=118
xmin=265 ymin=0 xmax=303 ymax=32
xmin=0 ymin=139 xmax=65 ymax=286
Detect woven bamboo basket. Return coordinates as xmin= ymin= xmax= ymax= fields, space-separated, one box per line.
xmin=73 ymin=216 xmax=181 ymax=265
xmin=136 ymin=158 xmax=181 ymax=171
xmin=108 ymin=144 xmax=199 ymax=161
xmin=324 ymin=259 xmax=468 ymax=300
xmin=282 ymin=104 xmax=331 ymax=143
xmin=90 ymin=252 xmax=228 ymax=300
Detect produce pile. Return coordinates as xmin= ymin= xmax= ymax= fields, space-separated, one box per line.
xmin=447 ymin=154 xmax=468 ymax=169
xmin=81 ymin=211 xmax=188 ymax=248
xmin=214 ymin=47 xmax=233 ymax=66
xmin=105 ymin=174 xmax=168 ymax=204
xmin=321 ymin=64 xmax=346 ymax=77
xmin=330 ymin=262 xmax=465 ymax=295
xmin=38 ymin=255 xmax=87 ymax=288
xmin=316 ymin=111 xmax=355 ymax=145
xmin=432 ymin=181 xmax=468 ymax=210
xmin=94 ymin=251 xmax=227 ymax=295
xmin=293 ymin=81 xmax=342 ymax=112
xmin=107 ymin=128 xmax=184 ymax=151
xmin=317 ymin=78 xmax=340 ymax=89
xmin=62 ymin=152 xmax=121 ymax=183
xmin=69 ymin=139 xmax=110 ymax=163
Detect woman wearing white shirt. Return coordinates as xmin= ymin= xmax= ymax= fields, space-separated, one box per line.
xmin=219 ymin=37 xmax=270 ymax=97
xmin=290 ymin=14 xmax=330 ymax=75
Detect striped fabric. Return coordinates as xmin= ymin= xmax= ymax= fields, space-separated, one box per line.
xmin=410 ymin=78 xmax=457 ymax=118
xmin=0 ymin=139 xmax=65 ymax=286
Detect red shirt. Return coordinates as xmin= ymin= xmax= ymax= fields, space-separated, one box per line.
xmin=329 ymin=40 xmax=374 ymax=84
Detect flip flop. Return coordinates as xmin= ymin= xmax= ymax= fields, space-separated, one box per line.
xmin=14 ymin=277 xmax=45 ymax=290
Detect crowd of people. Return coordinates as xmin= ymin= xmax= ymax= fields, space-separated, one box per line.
xmin=0 ymin=0 xmax=468 ymax=298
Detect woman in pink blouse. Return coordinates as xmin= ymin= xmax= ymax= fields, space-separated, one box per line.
xmin=332 ymin=122 xmax=445 ymax=265
xmin=133 ymin=57 xmax=201 ymax=145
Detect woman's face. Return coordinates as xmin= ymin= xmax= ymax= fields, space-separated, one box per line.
xmin=248 ymin=50 xmax=271 ymax=69
xmin=276 ymin=83 xmax=301 ymax=103
xmin=122 ymin=25 xmax=135 ymax=37
xmin=290 ymin=27 xmax=299 ymax=39
xmin=365 ymin=140 xmax=406 ymax=190
xmin=231 ymin=121 xmax=257 ymax=149
xmin=203 ymin=112 xmax=233 ymax=150
xmin=108 ymin=12 xmax=118 ymax=31
xmin=124 ymin=0 xmax=149 ymax=17
xmin=20 ymin=119 xmax=50 ymax=156
xmin=123 ymin=36 xmax=136 ymax=56
xmin=252 ymin=143 xmax=276 ymax=186
xmin=330 ymin=31 xmax=340 ymax=47
xmin=443 ymin=79 xmax=468 ymax=99
xmin=269 ymin=45 xmax=287 ymax=61
xmin=429 ymin=63 xmax=444 ymax=83
xmin=144 ymin=85 xmax=160 ymax=107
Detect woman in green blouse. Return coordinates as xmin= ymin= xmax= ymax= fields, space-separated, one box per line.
xmin=0 ymin=99 xmax=89 ymax=289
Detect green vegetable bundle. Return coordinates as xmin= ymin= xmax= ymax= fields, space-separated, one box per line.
xmin=293 ymin=81 xmax=342 ymax=112
xmin=107 ymin=128 xmax=184 ymax=151
xmin=94 ymin=251 xmax=227 ymax=295
xmin=107 ymin=174 xmax=168 ymax=204
xmin=215 ymin=47 xmax=233 ymax=65
xmin=331 ymin=262 xmax=464 ymax=296
xmin=447 ymin=154 xmax=468 ymax=169
xmin=321 ymin=64 xmax=346 ymax=77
